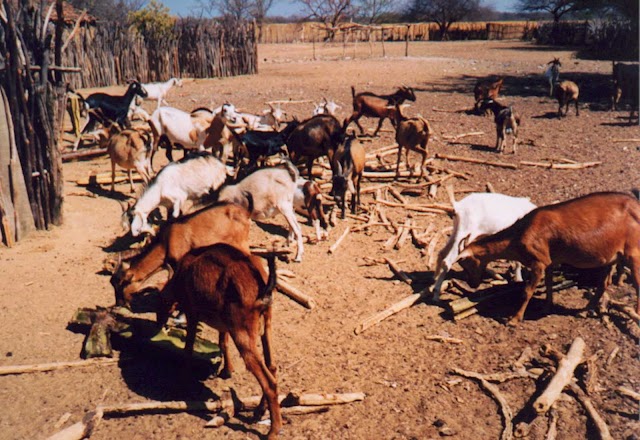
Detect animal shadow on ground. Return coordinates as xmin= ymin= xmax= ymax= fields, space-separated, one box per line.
xmin=84 ymin=182 xmax=136 ymax=201
xmin=532 ymin=112 xmax=560 ymax=119
xmin=470 ymin=144 xmax=498 ymax=153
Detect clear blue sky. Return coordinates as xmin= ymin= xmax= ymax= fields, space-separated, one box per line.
xmin=160 ymin=0 xmax=518 ymax=18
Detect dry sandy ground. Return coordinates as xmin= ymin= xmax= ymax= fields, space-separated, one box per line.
xmin=1 ymin=41 xmax=639 ymax=440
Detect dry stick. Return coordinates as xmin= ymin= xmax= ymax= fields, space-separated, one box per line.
xmin=451 ymin=368 xmax=514 ymax=440
xmin=375 ymin=199 xmax=453 ymax=214
xmin=607 ymin=299 xmax=640 ymax=322
xmin=616 ymin=386 xmax=640 ymax=401
xmin=441 ymin=131 xmax=485 ymax=142
xmin=394 ymin=219 xmax=412 ymax=249
xmin=546 ymin=407 xmax=559 ymax=440
xmin=360 ymin=183 xmax=390 ymax=195
xmin=568 ymin=382 xmax=613 ymax=440
xmin=410 ymin=227 xmax=429 ymax=249
xmin=61 ymin=147 xmax=108 ymax=162
xmin=363 ymin=170 xmax=416 ymax=179
xmin=388 ymin=186 xmax=407 ymax=204
xmin=435 ymin=153 xmax=518 ymax=170
xmin=384 ymin=257 xmax=412 ymax=285
xmin=425 ymin=335 xmax=463 ymax=344
xmin=612 ymin=138 xmax=640 ymax=142
xmin=427 ymin=226 xmax=453 ymax=270
xmin=378 ymin=206 xmax=396 ymax=233
xmin=0 ymin=357 xmax=121 ymax=376
xmin=486 ymin=182 xmax=496 ymax=193
xmin=328 ymin=226 xmax=350 ymax=254
xmin=46 ymin=411 xmax=103 ymax=440
xmin=354 ymin=293 xmax=423 ymax=335
xmin=351 ymin=222 xmax=392 ymax=233
xmin=533 ymin=337 xmax=585 ymax=415
xmin=276 ymin=277 xmax=317 ymax=310
xmin=384 ymin=224 xmax=404 ymax=249
xmin=605 ymin=346 xmax=619 ymax=368
xmin=519 ymin=160 xmax=601 ymax=170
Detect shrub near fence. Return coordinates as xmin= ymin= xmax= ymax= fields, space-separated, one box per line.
xmin=62 ymin=19 xmax=257 ymax=89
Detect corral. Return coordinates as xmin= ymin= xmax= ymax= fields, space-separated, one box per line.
xmin=1 ymin=41 xmax=639 ymax=440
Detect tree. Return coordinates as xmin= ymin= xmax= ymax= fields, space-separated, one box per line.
xmin=128 ymin=0 xmax=176 ymax=40
xmin=516 ymin=0 xmax=578 ymax=22
xmin=194 ymin=0 xmax=276 ymax=21
xmin=355 ymin=0 xmax=397 ymax=24
xmin=67 ymin=0 xmax=144 ymax=22
xmin=294 ymin=0 xmax=353 ymax=39
xmin=407 ymin=0 xmax=480 ymax=40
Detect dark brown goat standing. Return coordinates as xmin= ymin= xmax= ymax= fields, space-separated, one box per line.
xmin=344 ymin=85 xmax=416 ymax=137
xmin=157 ymin=243 xmax=281 ymax=439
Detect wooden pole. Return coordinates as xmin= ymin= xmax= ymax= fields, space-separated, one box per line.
xmin=276 ymin=277 xmax=317 ymax=309
xmin=436 ymin=153 xmax=518 ymax=170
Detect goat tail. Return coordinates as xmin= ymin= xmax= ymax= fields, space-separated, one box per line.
xmin=242 ymin=191 xmax=254 ymax=216
xmin=351 ymin=86 xmax=356 ymax=99
xmin=632 ymin=188 xmax=640 ymax=200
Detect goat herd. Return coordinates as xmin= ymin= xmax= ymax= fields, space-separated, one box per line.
xmin=66 ymin=59 xmax=639 ymax=438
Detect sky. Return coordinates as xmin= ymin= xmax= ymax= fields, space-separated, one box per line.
xmin=160 ymin=0 xmax=518 ymax=18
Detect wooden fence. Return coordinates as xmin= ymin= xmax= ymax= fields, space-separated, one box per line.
xmin=258 ymin=21 xmax=539 ymax=44
xmin=62 ymin=19 xmax=257 ymax=89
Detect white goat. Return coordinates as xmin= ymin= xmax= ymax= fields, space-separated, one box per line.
xmin=431 ymin=190 xmax=537 ymax=300
xmin=218 ymin=161 xmax=305 ymax=262
xmin=236 ymin=103 xmax=287 ymax=131
xmin=313 ymin=97 xmax=341 ymax=116
xmin=148 ymin=104 xmax=239 ymax=166
xmin=142 ymin=77 xmax=183 ymax=109
xmin=544 ymin=58 xmax=561 ymax=97
xmin=126 ymin=152 xmax=228 ymax=237
xmin=128 ymin=95 xmax=151 ymax=122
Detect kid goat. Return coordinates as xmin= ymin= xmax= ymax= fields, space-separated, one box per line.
xmin=478 ymin=98 xmax=521 ymax=154
xmin=457 ymin=192 xmax=640 ymax=325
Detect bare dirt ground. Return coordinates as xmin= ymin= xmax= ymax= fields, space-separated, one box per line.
xmin=1 ymin=41 xmax=639 ymax=440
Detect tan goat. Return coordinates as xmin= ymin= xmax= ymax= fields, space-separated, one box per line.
xmin=98 ymin=126 xmax=153 ymax=193
xmin=554 ymin=80 xmax=579 ymax=117
xmin=393 ymin=103 xmax=432 ymax=181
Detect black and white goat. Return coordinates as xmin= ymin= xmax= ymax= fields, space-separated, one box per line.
xmin=73 ymin=81 xmax=148 ymax=150
xmin=478 ymin=98 xmax=521 ymax=154
xmin=232 ymin=119 xmax=300 ymax=168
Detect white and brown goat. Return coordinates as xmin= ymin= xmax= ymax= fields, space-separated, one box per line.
xmin=457 ymin=192 xmax=640 ymax=325
xmin=477 ymin=98 xmax=521 ymax=154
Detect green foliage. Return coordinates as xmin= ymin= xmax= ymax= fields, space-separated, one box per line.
xmin=128 ymin=0 xmax=176 ymax=40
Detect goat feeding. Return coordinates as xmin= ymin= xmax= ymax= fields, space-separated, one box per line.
xmin=457 ymin=192 xmax=640 ymax=324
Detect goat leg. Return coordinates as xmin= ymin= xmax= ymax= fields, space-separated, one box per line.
xmin=509 ymin=262 xmax=545 ymax=325
xmin=218 ymin=332 xmax=234 ymax=379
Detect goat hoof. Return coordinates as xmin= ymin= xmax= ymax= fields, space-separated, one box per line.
xmin=218 ymin=367 xmax=232 ymax=380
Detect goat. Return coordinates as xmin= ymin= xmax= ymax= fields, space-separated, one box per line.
xmin=431 ymin=190 xmax=537 ymax=301
xmin=544 ymin=58 xmax=561 ymax=96
xmin=344 ymin=85 xmax=416 ymax=136
xmin=149 ymin=104 xmax=239 ymax=166
xmin=287 ymin=114 xmax=345 ymax=180
xmin=473 ymin=77 xmax=504 ymax=114
xmin=231 ymin=119 xmax=300 ymax=169
xmin=98 ymin=126 xmax=153 ymax=193
xmin=457 ymin=192 xmax=640 ymax=325
xmin=237 ymin=103 xmax=287 ymax=131
xmin=73 ymin=81 xmax=148 ymax=150
xmin=112 ymin=201 xmax=251 ymax=308
xmin=554 ymin=80 xmax=579 ymax=117
xmin=218 ymin=160 xmax=305 ymax=262
xmin=313 ymin=97 xmax=341 ymax=116
xmin=611 ymin=62 xmax=639 ymax=123
xmin=156 ymin=243 xmax=282 ymax=438
xmin=393 ymin=103 xmax=432 ymax=180
xmin=294 ymin=177 xmax=329 ymax=241
xmin=141 ymin=77 xmax=183 ymax=109
xmin=125 ymin=152 xmax=229 ymax=237
xmin=128 ymin=95 xmax=151 ymax=122
xmin=477 ymin=98 xmax=521 ymax=154
xmin=330 ymin=135 xmax=365 ymax=219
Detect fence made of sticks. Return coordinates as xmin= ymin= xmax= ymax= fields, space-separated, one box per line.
xmin=62 ymin=18 xmax=257 ymax=89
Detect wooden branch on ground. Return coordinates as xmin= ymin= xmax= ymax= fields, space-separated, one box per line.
xmin=442 ymin=131 xmax=485 ymax=142
xmin=533 ymin=337 xmax=585 ymax=414
xmin=451 ymin=368 xmax=514 ymax=440
xmin=410 ymin=227 xmax=429 ymax=249
xmin=519 ymin=160 xmax=601 ymax=170
xmin=427 ymin=226 xmax=453 ymax=270
xmin=265 ymin=99 xmax=313 ymax=105
xmin=426 ymin=165 xmax=471 ymax=179
xmin=61 ymin=147 xmax=107 ymax=162
xmin=432 ymin=107 xmax=465 ymax=113
xmin=546 ymin=407 xmax=559 ymax=440
xmin=276 ymin=277 xmax=317 ymax=309
xmin=363 ymin=170 xmax=416 ymax=179
xmin=328 ymin=226 xmax=350 ymax=254
xmin=568 ymin=382 xmax=613 ymax=440
xmin=425 ymin=335 xmax=463 ymax=344
xmin=607 ymin=299 xmax=640 ymax=322
xmin=436 ymin=153 xmax=518 ymax=170
xmin=0 ymin=357 xmax=121 ymax=376
xmin=394 ymin=219 xmax=412 ymax=249
xmin=388 ymin=186 xmax=407 ymax=204
xmin=360 ymin=183 xmax=390 ymax=195
xmin=616 ymin=386 xmax=640 ymax=402
xmin=385 ymin=257 xmax=412 ymax=285
xmin=375 ymin=199 xmax=453 ymax=215
xmin=351 ymin=222 xmax=392 ymax=233
xmin=46 ymin=411 xmax=102 ymax=440
xmin=612 ymin=138 xmax=640 ymax=143
xmin=354 ymin=293 xmax=422 ymax=335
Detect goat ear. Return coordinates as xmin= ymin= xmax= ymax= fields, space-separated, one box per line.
xmin=458 ymin=233 xmax=471 ymax=254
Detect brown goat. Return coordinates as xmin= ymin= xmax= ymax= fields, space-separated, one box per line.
xmin=393 ymin=104 xmax=432 ymax=181
xmin=330 ymin=135 xmax=366 ymax=218
xmin=99 ymin=126 xmax=153 ymax=193
xmin=111 ymin=201 xmax=251 ymax=307
xmin=611 ymin=61 xmax=639 ymax=123
xmin=554 ymin=80 xmax=579 ymax=117
xmin=474 ymin=77 xmax=504 ymax=113
xmin=457 ymin=192 xmax=640 ymax=325
xmin=157 ymin=243 xmax=281 ymax=438
xmin=286 ymin=114 xmax=344 ymax=180
xmin=344 ymin=85 xmax=416 ymax=137
xmin=477 ymin=98 xmax=521 ymax=154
